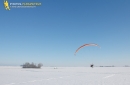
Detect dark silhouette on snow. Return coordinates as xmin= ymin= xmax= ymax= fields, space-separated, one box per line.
xmin=22 ymin=62 xmax=43 ymax=68
xmin=90 ymin=64 xmax=94 ymax=68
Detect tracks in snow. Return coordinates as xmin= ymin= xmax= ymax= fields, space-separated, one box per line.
xmin=4 ymin=75 xmax=71 ymax=85
xmin=103 ymin=74 xmax=115 ymax=79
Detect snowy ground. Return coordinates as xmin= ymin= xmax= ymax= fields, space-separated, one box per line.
xmin=0 ymin=66 xmax=130 ymax=85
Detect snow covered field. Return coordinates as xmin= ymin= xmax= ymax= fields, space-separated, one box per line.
xmin=0 ymin=66 xmax=130 ymax=85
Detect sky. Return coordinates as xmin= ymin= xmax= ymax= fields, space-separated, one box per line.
xmin=0 ymin=0 xmax=130 ymax=66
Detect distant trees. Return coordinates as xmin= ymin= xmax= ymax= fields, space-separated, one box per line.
xmin=124 ymin=65 xmax=129 ymax=67
xmin=99 ymin=65 xmax=115 ymax=67
xmin=22 ymin=62 xmax=43 ymax=68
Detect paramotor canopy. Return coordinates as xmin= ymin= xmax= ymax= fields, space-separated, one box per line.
xmin=74 ymin=43 xmax=100 ymax=55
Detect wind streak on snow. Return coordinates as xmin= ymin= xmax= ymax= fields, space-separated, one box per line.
xmin=5 ymin=83 xmax=15 ymax=85
xmin=103 ymin=74 xmax=115 ymax=78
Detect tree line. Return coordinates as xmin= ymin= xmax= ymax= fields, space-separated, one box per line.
xmin=22 ymin=62 xmax=43 ymax=68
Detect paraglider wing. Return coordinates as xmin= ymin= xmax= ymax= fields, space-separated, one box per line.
xmin=74 ymin=43 xmax=100 ymax=55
